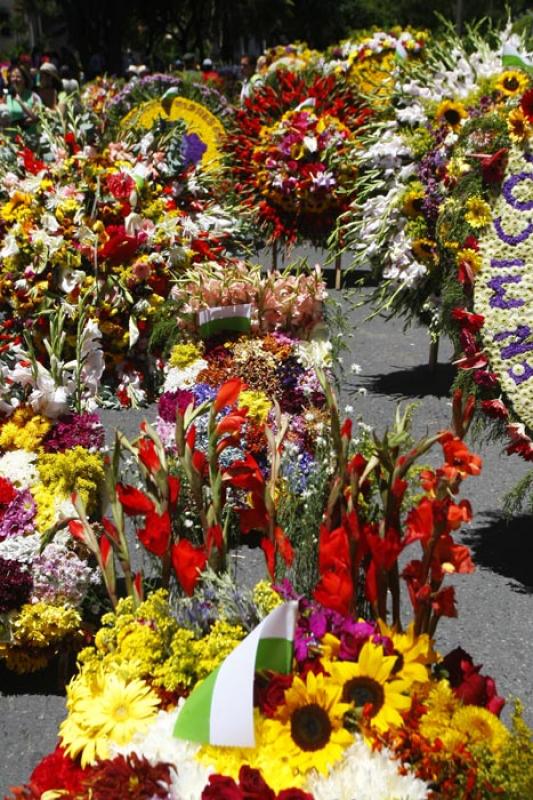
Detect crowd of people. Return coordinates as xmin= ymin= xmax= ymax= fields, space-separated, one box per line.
xmin=0 ymin=49 xmax=261 ymax=129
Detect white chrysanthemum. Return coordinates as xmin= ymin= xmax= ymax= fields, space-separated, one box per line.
xmin=0 ymin=450 xmax=38 ymax=488
xmin=111 ymin=705 xmax=212 ymax=800
xmin=0 ymin=532 xmax=41 ymax=562
xmin=306 ymin=737 xmax=429 ymax=800
xmin=163 ymin=359 xmax=209 ymax=392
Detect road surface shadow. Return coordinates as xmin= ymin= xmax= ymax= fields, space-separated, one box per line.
xmin=462 ymin=512 xmax=533 ymax=593
xmin=365 ymin=363 xmax=456 ymax=399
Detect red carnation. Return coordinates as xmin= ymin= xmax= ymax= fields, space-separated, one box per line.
xmin=255 ymin=673 xmax=293 ymax=717
xmin=202 ymin=775 xmax=242 ymax=799
xmin=30 ymin=746 xmax=87 ymax=794
xmin=277 ymin=790 xmax=314 ymax=800
xmin=107 ymin=171 xmax=135 ymax=200
xmin=238 ymin=765 xmax=275 ymax=799
xmin=442 ymin=647 xmax=505 ymax=716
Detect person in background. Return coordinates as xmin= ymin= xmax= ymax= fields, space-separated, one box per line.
xmin=182 ymin=52 xmax=201 ymax=81
xmin=239 ymin=54 xmax=257 ymax=103
xmin=0 ymin=63 xmax=41 ymax=128
xmin=201 ymin=57 xmax=222 ymax=86
xmin=38 ymin=61 xmax=62 ymax=109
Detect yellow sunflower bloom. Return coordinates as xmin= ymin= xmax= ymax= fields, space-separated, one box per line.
xmin=434 ymin=99 xmax=468 ymax=130
xmin=377 ymin=621 xmax=436 ymax=685
xmin=412 ymin=238 xmax=437 ymax=263
xmin=326 ymin=640 xmax=411 ymax=733
xmin=464 ymin=196 xmax=492 ymax=229
xmin=495 ymin=70 xmax=529 ymax=97
xmin=507 ymin=107 xmax=531 ymax=142
xmin=402 ymin=189 xmax=425 ymax=218
xmin=457 ymin=247 xmax=482 ymax=273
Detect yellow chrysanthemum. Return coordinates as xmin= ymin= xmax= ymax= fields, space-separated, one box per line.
xmin=464 ymin=196 xmax=492 ymax=229
xmin=377 ymin=621 xmax=435 ymax=685
xmin=61 ymin=669 xmax=159 ymax=767
xmin=451 ymin=705 xmax=509 ymax=752
xmin=252 ymin=580 xmax=283 ymax=616
xmin=0 ymin=407 xmax=51 ymax=452
xmin=239 ymin=389 xmax=272 ymax=423
xmin=435 ymin=99 xmax=468 ymax=130
xmin=326 ymin=640 xmax=411 ymax=733
xmin=168 ymin=341 xmax=204 ymax=369
xmin=495 ymin=70 xmax=529 ymax=97
xmin=507 ymin=107 xmax=531 ymax=142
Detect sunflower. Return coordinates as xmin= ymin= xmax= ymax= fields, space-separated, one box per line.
xmin=507 ymin=107 xmax=531 ymax=142
xmin=326 ymin=641 xmax=411 ymax=733
xmin=495 ymin=70 xmax=529 ymax=97
xmin=377 ymin=621 xmax=435 ymax=685
xmin=464 ymin=196 xmax=492 ymax=229
xmin=412 ymin=238 xmax=437 ymax=263
xmin=456 ymin=247 xmax=482 ymax=273
xmin=265 ymin=670 xmax=353 ymax=777
xmin=451 ymin=705 xmax=509 ymax=752
xmin=402 ymin=188 xmax=425 ymax=218
xmin=434 ymin=99 xmax=468 ymax=130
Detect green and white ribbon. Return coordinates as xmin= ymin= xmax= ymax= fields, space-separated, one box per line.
xmin=198 ymin=304 xmax=252 ymax=338
xmin=173 ymin=601 xmax=297 ymax=746
xmin=501 ymin=44 xmax=533 ymax=75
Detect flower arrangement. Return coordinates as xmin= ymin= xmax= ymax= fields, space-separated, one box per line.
xmin=227 ymin=70 xmax=371 ymax=245
xmin=433 ymin=71 xmax=533 ymax=505
xmin=339 ymin=23 xmax=532 ymax=331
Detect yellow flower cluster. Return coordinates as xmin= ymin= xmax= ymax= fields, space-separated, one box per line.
xmin=0 ymin=407 xmax=51 ymax=452
xmin=32 ymin=447 xmax=104 ymax=529
xmin=0 ymin=602 xmax=82 ymax=673
xmin=239 ymin=389 xmax=272 ymax=423
xmin=252 ymin=580 xmax=283 ymax=616
xmin=169 ymin=341 xmax=204 ymax=369
xmin=420 ymin=680 xmax=509 ymax=753
xmin=78 ymin=589 xmax=247 ymax=692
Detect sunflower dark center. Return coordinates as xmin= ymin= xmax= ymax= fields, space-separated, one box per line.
xmin=504 ymin=77 xmax=519 ymax=91
xmin=342 ymin=677 xmax=384 ymax=717
xmin=290 ymin=703 xmax=332 ymax=751
xmin=443 ymin=108 xmax=461 ymax=125
xmin=412 ymin=198 xmax=424 ymax=213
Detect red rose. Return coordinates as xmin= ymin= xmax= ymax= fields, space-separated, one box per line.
xmin=202 ymin=774 xmax=243 ymax=799
xmin=238 ymin=765 xmax=276 ymax=799
xmin=255 ymin=673 xmax=293 ymax=718
xmin=442 ymin=647 xmax=505 ymax=716
xmin=277 ymin=790 xmax=314 ymax=800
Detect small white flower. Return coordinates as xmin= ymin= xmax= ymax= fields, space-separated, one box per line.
xmin=350 ymin=363 xmax=362 ymax=375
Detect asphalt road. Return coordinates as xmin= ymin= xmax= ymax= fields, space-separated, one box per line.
xmin=1 ymin=273 xmax=532 ymax=794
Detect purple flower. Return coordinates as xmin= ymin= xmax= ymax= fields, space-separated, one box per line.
xmin=0 ymin=490 xmax=36 ymax=541
xmin=0 ymin=557 xmax=32 ymax=612
xmin=181 ymin=133 xmax=207 ymax=167
xmin=158 ymin=390 xmax=195 ymax=423
xmin=43 ymin=413 xmax=105 ymax=453
xmin=32 ymin=543 xmax=97 ymax=606
xmin=192 ymin=383 xmax=217 ymax=405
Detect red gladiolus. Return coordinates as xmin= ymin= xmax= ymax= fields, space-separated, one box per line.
xmin=318 ymin=524 xmax=350 ymax=571
xmin=433 ymin=534 xmax=474 ymax=576
xmin=314 ymin=567 xmax=353 ymax=615
xmin=274 ymin=526 xmax=294 ymax=567
xmin=215 ymin=411 xmax=247 ymax=436
xmin=441 ymin=434 xmax=482 ymax=476
xmin=224 ymin=454 xmax=264 ymax=492
xmin=99 ymin=534 xmax=113 ymax=566
xmin=213 ymin=378 xmax=244 ymax=413
xmin=479 ymin=148 xmax=508 ymax=184
xmin=116 ymin=483 xmax=155 ymax=515
xmin=138 ymin=510 xmax=171 ymax=557
xmin=481 ymin=399 xmax=509 ymax=419
xmin=186 ymin=425 xmax=196 ymax=450
xmin=101 ymin=517 xmax=120 ymax=543
xmin=168 ymin=476 xmax=180 ymax=506
xmin=192 ymin=449 xmax=207 ymax=475
xmin=68 ymin=519 xmax=85 ymax=543
xmin=451 ymin=307 xmax=485 ymax=332
xmin=261 ymin=538 xmax=276 ymax=578
xmin=138 ymin=438 xmax=161 ymax=474
xmin=431 ymin=585 xmax=457 ymax=618
xmin=172 ymin=539 xmax=208 ymax=595
xmin=340 ymin=418 xmax=352 ymax=438
xmin=206 ymin=524 xmax=224 ymax=555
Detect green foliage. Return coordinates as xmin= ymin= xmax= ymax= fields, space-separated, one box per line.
xmin=148 ymin=299 xmax=187 ymax=358
xmin=475 ymin=701 xmax=533 ymax=798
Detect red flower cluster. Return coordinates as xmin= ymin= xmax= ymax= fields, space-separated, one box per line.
xmin=202 ymin=766 xmax=313 ymax=800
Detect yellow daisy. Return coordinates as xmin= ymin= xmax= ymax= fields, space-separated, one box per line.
xmin=326 ymin=640 xmax=411 ymax=733
xmin=434 ymin=99 xmax=468 ymax=130
xmin=464 ymin=196 xmax=492 ymax=229
xmin=495 ymin=70 xmax=529 ymax=97
xmin=377 ymin=621 xmax=436 ymax=685
xmin=507 ymin=107 xmax=531 ymax=142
